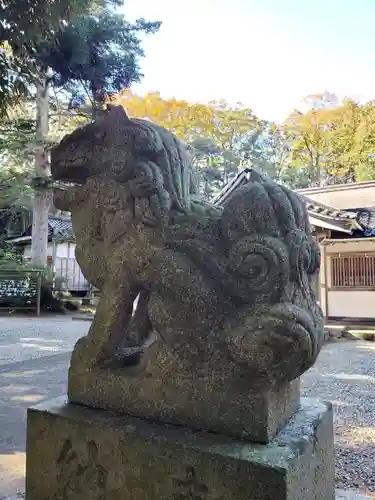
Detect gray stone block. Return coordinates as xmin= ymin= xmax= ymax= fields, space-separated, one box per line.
xmin=26 ymin=397 xmax=334 ymax=500
xmin=68 ymin=364 xmax=300 ymax=444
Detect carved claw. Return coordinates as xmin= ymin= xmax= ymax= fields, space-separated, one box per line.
xmin=133 ymin=198 xmax=157 ymax=227
xmin=132 ymin=190 xmax=170 ymax=227
xmin=101 ymin=346 xmax=143 ymax=368
xmin=101 ymin=332 xmax=158 ymax=368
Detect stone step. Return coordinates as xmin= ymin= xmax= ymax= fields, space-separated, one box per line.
xmin=336 ymin=489 xmax=373 ymax=499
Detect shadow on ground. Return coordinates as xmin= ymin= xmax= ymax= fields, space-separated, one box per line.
xmin=0 ymin=316 xmax=89 ymax=366
xmin=0 ymin=352 xmax=70 ymax=496
xmin=0 ymin=352 xmax=70 ymax=454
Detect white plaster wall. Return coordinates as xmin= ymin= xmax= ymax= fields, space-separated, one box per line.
xmin=23 ymin=243 xmax=53 ymax=259
xmin=298 ymin=183 xmax=375 ymax=209
xmin=55 ymin=242 xmax=76 ymax=259
xmin=23 ymin=241 xmax=88 ymax=290
xmin=328 ymin=290 xmax=375 ymax=318
xmin=326 ymin=240 xmax=375 ymax=254
xmin=23 ymin=242 xmax=76 ymax=259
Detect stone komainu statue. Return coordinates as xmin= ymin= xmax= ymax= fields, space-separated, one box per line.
xmin=51 ymin=106 xmax=323 ymax=393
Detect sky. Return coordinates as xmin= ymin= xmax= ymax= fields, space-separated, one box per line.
xmin=123 ymin=0 xmax=375 ymax=123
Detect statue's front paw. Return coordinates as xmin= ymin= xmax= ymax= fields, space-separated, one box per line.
xmin=101 ymin=346 xmax=142 ymax=368
xmin=70 ymin=336 xmax=92 ymax=366
xmin=100 ymin=332 xmax=159 ymax=369
xmin=132 ymin=191 xmax=170 ymax=227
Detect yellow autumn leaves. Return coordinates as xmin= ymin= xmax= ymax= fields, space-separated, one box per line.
xmin=110 ymin=90 xmax=375 ymax=187
xmin=111 ymin=90 xmax=261 ymax=152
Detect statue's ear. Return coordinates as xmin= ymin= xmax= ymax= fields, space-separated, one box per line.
xmin=106 ymin=104 xmax=130 ymax=121
xmin=249 ymin=168 xmax=265 ymax=183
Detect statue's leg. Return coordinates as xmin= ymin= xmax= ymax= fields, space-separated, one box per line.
xmin=71 ymin=284 xmax=136 ymax=366
xmin=130 ymin=290 xmax=152 ymax=345
xmin=148 ymin=250 xmax=229 ymax=349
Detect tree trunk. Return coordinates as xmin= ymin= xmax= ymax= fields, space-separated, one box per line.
xmin=31 ymin=78 xmax=51 ymax=267
xmin=315 ymin=160 xmax=322 ymax=186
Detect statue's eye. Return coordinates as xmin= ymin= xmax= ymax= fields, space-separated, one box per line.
xmin=133 ymin=133 xmax=149 ymax=151
xmin=66 ymin=143 xmax=77 ymax=153
xmin=94 ymin=130 xmax=105 ymax=141
xmin=133 ymin=131 xmax=162 ymax=157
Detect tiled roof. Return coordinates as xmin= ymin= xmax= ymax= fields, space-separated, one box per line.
xmin=211 ymin=169 xmax=252 ymax=205
xmin=212 ymin=169 xmax=363 ymax=235
xmin=302 ymin=197 xmax=358 ymax=222
xmin=20 ymin=216 xmax=74 ymax=240
xmin=47 ymin=216 xmax=73 ymax=239
xmin=300 ymin=195 xmax=362 ymax=233
xmin=346 ymin=207 xmax=375 ymax=236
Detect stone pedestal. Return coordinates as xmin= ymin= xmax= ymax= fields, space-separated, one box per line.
xmin=26 ymin=397 xmax=334 ymax=500
xmin=68 ymin=361 xmax=300 ymax=444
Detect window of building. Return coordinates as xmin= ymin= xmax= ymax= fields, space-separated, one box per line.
xmin=331 ymin=253 xmax=375 ymax=289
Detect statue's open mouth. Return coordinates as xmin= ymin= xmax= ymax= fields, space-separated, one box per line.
xmin=51 ymin=160 xmax=91 ymax=185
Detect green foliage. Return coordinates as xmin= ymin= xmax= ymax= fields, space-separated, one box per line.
xmin=186 ymin=102 xmax=263 ymax=198
xmin=192 ymin=96 xmax=375 ymax=192
xmin=0 ymin=100 xmax=82 ymax=220
xmin=40 ymin=12 xmax=161 ymax=111
xmin=0 ymin=43 xmax=30 ymax=117
xmin=1 ymin=0 xmax=157 ymax=115
xmin=189 ymin=138 xmax=228 ymax=199
xmin=0 ymin=0 xmax=121 ymax=59
xmin=0 ymin=109 xmax=35 ymax=210
xmin=0 ymin=1 xmax=94 ymax=113
xmin=189 ymin=115 xmax=295 ymax=197
xmin=0 ymin=238 xmax=20 ymax=265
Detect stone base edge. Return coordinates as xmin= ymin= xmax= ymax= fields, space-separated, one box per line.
xmin=26 ymin=396 xmax=334 ymax=500
xmin=4 ymin=489 xmax=372 ymax=500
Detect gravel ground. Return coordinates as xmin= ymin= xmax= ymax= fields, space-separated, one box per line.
xmin=0 ymin=316 xmax=89 ymax=497
xmin=301 ymin=340 xmax=375 ymax=497
xmin=0 ymin=316 xmax=89 ymax=365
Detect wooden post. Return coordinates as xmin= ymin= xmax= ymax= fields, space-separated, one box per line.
xmin=321 ymin=243 xmax=329 ymax=321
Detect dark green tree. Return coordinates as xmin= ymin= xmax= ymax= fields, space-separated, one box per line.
xmin=189 ymin=138 xmax=225 ymax=199
xmin=1 ymin=0 xmax=161 ymax=264
xmin=0 ymin=0 xmax=108 ymax=114
xmin=40 ymin=14 xmax=161 ymax=115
